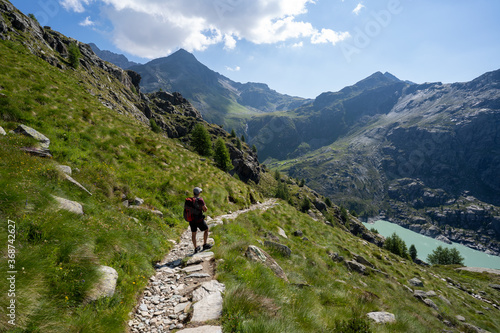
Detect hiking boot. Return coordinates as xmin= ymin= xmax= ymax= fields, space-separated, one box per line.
xmin=203 ymin=243 xmax=212 ymax=250
xmin=194 ymin=246 xmax=202 ymax=253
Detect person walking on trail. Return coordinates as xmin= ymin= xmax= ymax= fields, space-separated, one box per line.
xmin=189 ymin=187 xmax=212 ymax=253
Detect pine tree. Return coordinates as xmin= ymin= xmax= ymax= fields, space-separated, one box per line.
xmin=236 ymin=137 xmax=242 ymax=150
xmin=409 ymin=244 xmax=417 ymax=261
xmin=427 ymin=246 xmax=464 ymax=265
xmin=241 ymin=134 xmax=245 ymax=142
xmin=251 ymin=144 xmax=257 ymax=153
xmin=214 ymin=138 xmax=233 ymax=172
xmin=384 ymin=233 xmax=410 ymax=259
xmin=230 ymin=129 xmax=236 ymax=137
xmin=191 ymin=123 xmax=212 ymax=156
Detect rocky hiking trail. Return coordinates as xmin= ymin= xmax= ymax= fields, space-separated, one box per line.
xmin=128 ymin=199 xmax=279 ymax=333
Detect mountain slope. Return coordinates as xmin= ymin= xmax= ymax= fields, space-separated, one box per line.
xmin=267 ymin=70 xmax=500 ymax=255
xmin=88 ymin=42 xmax=139 ymax=69
xmin=128 ymin=49 xmax=311 ymax=130
xmin=1 ymin=2 xmax=499 ymax=333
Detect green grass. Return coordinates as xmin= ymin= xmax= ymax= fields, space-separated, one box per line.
xmin=212 ymin=202 xmax=500 ymax=332
xmin=0 ymin=38 xmax=261 ymax=332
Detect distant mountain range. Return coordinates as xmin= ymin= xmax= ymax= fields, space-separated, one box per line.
xmin=90 ymin=45 xmax=311 ymax=130
xmin=92 ymin=44 xmax=500 ymax=255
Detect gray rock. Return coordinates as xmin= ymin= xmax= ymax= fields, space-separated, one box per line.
xmin=86 ymin=266 xmax=118 ymax=302
xmin=191 ymin=292 xmax=223 ymax=322
xmin=174 ymin=302 xmax=191 ymax=314
xmin=52 ymin=195 xmax=84 ymax=215
xmin=413 ymin=290 xmax=427 ymax=300
xmin=56 ymin=165 xmax=72 ymax=175
xmin=293 ymin=230 xmax=303 ymax=237
xmin=14 ymin=124 xmax=50 ymax=149
xmin=63 ymin=174 xmax=92 ymax=196
xmin=345 ymin=260 xmax=367 ymax=275
xmin=181 ymin=264 xmax=203 ymax=273
xmin=353 ymin=253 xmax=375 ymax=268
xmin=463 ymin=323 xmax=490 ymax=333
xmin=264 ymin=240 xmax=291 ymax=257
xmin=409 ymin=278 xmax=423 ymax=287
xmin=133 ymin=197 xmax=144 ymax=206
xmin=245 ymin=245 xmax=288 ymax=282
xmin=176 ymin=326 xmax=222 ymax=333
xmin=0 ymin=126 xmax=6 ymax=135
xmin=489 ymin=284 xmax=500 ymax=290
xmin=425 ymin=290 xmax=437 ymax=297
xmin=423 ymin=298 xmax=438 ymax=310
xmin=277 ymin=227 xmax=288 ymax=239
xmin=192 ymin=280 xmax=226 ymax=302
xmin=366 ymin=311 xmax=396 ymax=324
xmin=186 ymin=273 xmax=211 ymax=278
xmin=456 ymin=315 xmax=466 ymax=322
xmin=438 ymin=295 xmax=451 ymax=305
xmin=186 ymin=251 xmax=214 ymax=265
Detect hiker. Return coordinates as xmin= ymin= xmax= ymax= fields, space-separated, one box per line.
xmin=188 ymin=187 xmax=212 ymax=253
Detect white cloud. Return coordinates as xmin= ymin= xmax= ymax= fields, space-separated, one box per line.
xmin=59 ymin=0 xmax=92 ymax=13
xmin=292 ymin=41 xmax=304 ymax=48
xmin=62 ymin=0 xmax=349 ymax=58
xmin=225 ymin=66 xmax=241 ymax=72
xmin=311 ymin=29 xmax=350 ymax=45
xmin=79 ymin=16 xmax=95 ymax=26
xmin=352 ymin=3 xmax=365 ymax=15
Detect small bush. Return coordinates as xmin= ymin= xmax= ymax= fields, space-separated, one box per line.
xmin=150 ymin=119 xmax=161 ymax=133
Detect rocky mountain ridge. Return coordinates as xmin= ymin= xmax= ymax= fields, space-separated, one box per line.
xmin=0 ymin=2 xmax=262 ymax=184
xmin=269 ymin=70 xmax=500 ymax=255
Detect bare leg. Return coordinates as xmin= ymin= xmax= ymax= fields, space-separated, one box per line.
xmin=203 ymin=228 xmax=209 ymax=245
xmin=192 ymin=232 xmax=197 ymax=249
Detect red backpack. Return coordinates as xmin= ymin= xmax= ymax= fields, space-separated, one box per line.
xmin=184 ymin=197 xmax=201 ymax=222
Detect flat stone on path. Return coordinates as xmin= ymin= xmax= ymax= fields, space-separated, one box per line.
xmin=177 ymin=326 xmax=222 ymax=333
xmin=182 ymin=264 xmax=203 ymax=273
xmin=191 ymin=292 xmax=223 ymax=322
xmin=186 ymin=251 xmax=214 ymax=265
xmin=187 ymin=273 xmax=211 ymax=278
xmin=367 ymin=311 xmax=396 ymax=324
xmin=192 ymin=280 xmax=226 ymax=302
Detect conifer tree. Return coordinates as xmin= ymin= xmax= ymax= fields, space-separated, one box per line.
xmin=230 ymin=129 xmax=236 ymax=137
xmin=191 ymin=123 xmax=212 ymax=156
xmin=409 ymin=244 xmax=417 ymax=261
xmin=214 ymin=138 xmax=233 ymax=172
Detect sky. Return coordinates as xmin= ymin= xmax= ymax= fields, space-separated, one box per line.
xmin=11 ymin=0 xmax=500 ymax=98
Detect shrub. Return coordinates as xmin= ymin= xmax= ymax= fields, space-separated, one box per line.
xmin=236 ymin=137 xmax=242 ymax=150
xmin=191 ymin=123 xmax=212 ymax=156
xmin=149 ymin=119 xmax=161 ymax=133
xmin=251 ymin=144 xmax=257 ymax=153
xmin=68 ymin=42 xmax=81 ymax=69
xmin=325 ymin=197 xmax=332 ymax=207
xmin=214 ymin=137 xmax=233 ymax=172
xmin=300 ymin=197 xmax=311 ymax=212
xmin=241 ymin=134 xmax=245 ymax=142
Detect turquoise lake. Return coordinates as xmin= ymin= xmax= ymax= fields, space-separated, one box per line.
xmin=362 ymin=220 xmax=500 ymax=270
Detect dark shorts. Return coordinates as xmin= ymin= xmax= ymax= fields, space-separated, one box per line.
xmin=189 ymin=219 xmax=208 ymax=232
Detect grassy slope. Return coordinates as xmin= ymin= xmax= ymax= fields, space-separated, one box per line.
xmin=0 ymin=39 xmax=260 ymax=332
xmin=214 ymin=201 xmax=500 ymax=332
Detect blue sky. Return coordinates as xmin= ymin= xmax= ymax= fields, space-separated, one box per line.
xmin=11 ymin=0 xmax=500 ymax=98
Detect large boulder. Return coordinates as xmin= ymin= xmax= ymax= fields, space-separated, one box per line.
xmin=86 ymin=265 xmax=118 ymax=302
xmin=245 ymin=245 xmax=288 ymax=282
xmin=367 ymin=311 xmax=396 ymax=324
xmin=52 ymin=195 xmax=84 ymax=215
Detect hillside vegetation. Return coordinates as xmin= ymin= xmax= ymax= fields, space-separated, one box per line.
xmin=0 ymin=2 xmax=499 ymax=332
